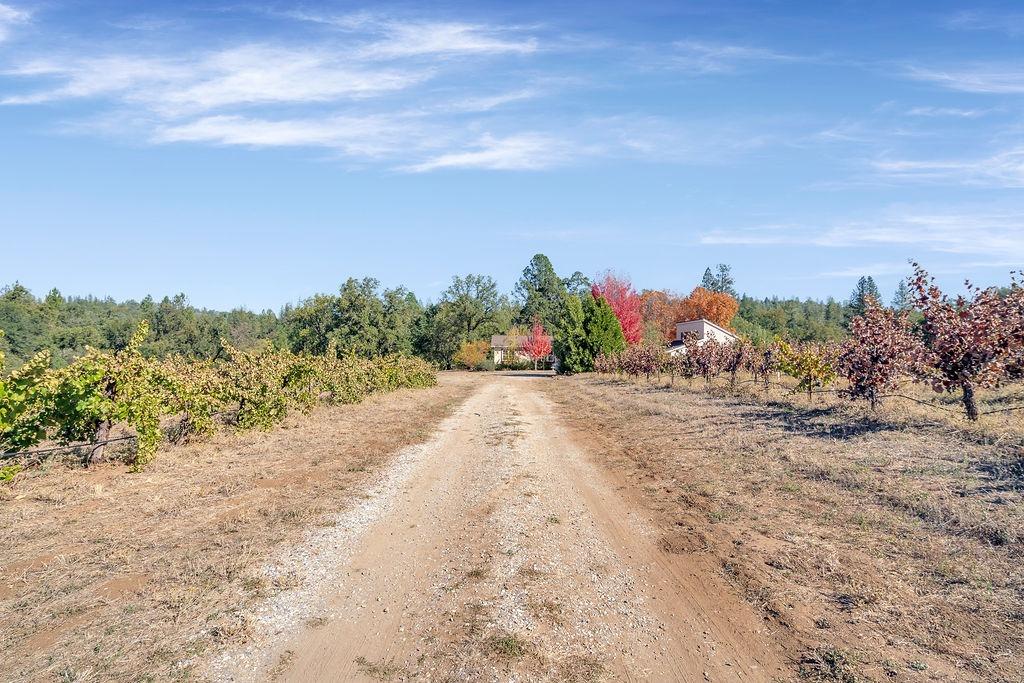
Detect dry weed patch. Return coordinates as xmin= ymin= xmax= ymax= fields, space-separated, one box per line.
xmin=0 ymin=374 xmax=480 ymax=681
xmin=543 ymin=375 xmax=1024 ymax=682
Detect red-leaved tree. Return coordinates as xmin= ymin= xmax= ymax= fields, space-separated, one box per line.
xmin=910 ymin=264 xmax=1022 ymax=420
xmin=839 ymin=297 xmax=926 ymax=409
xmin=592 ymin=273 xmax=644 ymax=345
xmin=519 ymin=320 xmax=553 ymax=370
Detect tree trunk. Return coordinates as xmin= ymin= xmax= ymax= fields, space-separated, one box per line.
xmin=90 ymin=419 xmax=112 ymax=464
xmin=962 ymin=382 xmax=979 ymax=421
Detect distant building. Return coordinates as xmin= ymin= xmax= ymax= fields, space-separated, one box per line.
xmin=668 ymin=319 xmax=738 ymax=354
xmin=490 ymin=334 xmax=555 ymax=366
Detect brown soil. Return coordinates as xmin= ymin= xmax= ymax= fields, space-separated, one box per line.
xmin=541 ymin=374 xmax=1024 ymax=683
xmin=8 ymin=371 xmax=1017 ymax=682
xmin=0 ymin=374 xmax=479 ymax=682
xmin=208 ymin=374 xmax=788 ymax=682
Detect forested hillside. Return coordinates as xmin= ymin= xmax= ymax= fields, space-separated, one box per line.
xmin=0 ymin=258 xmax=891 ymax=369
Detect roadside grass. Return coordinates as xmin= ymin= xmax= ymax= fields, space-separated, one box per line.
xmin=354 ymin=655 xmax=408 ymax=681
xmin=488 ymin=632 xmax=530 ymax=660
xmin=543 ymin=373 xmax=1024 ymax=682
xmin=0 ymin=374 xmax=480 ymax=682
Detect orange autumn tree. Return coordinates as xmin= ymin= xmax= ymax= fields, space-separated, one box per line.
xmin=641 ymin=289 xmax=688 ymax=342
xmin=678 ymin=287 xmax=739 ymax=329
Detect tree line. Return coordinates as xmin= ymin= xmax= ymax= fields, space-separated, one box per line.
xmin=589 ymin=264 xmax=1024 ymax=421
xmin=0 ymin=256 xmax=910 ymax=371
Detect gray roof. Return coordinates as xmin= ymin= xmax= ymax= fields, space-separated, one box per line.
xmin=490 ymin=334 xmax=552 ymax=348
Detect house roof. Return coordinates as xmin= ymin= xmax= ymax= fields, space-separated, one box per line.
xmin=674 ymin=318 xmax=739 ymax=340
xmin=491 ymin=334 xmax=552 ymax=348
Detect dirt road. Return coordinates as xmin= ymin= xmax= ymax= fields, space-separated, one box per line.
xmin=210 ymin=374 xmax=787 ymax=681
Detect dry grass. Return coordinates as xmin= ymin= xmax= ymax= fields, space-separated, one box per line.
xmin=543 ymin=373 xmax=1024 ymax=683
xmin=0 ymin=373 xmax=481 ymax=682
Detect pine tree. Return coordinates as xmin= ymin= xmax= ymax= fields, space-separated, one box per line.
xmin=700 ymin=264 xmax=737 ymax=296
xmin=515 ymin=254 xmax=568 ymax=332
xmin=701 ymin=267 xmax=717 ymax=291
xmin=891 ymin=280 xmax=912 ymax=311
xmin=583 ymin=294 xmax=626 ymax=359
xmin=714 ymin=264 xmax=737 ymax=297
xmin=553 ymin=295 xmax=590 ymax=374
xmin=848 ymin=276 xmax=882 ymax=319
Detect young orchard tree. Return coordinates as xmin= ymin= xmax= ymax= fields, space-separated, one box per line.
xmin=778 ymin=340 xmax=839 ymax=401
xmin=693 ymin=339 xmax=727 ymax=385
xmin=839 ymin=298 xmax=926 ymax=409
xmin=743 ymin=341 xmax=781 ymax=389
xmin=723 ymin=340 xmax=753 ymax=388
xmin=519 ymin=320 xmax=553 ymax=370
xmin=910 ymin=264 xmax=1022 ymax=420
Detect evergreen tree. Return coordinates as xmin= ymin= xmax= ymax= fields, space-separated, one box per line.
xmin=553 ymin=294 xmax=590 ymax=374
xmin=562 ymin=271 xmax=591 ymax=297
xmin=701 ymin=267 xmax=717 ymax=291
xmin=714 ymin=264 xmax=737 ymax=297
xmin=700 ymin=264 xmax=737 ymax=296
xmin=848 ymin=276 xmax=882 ymax=319
xmin=514 ymin=254 xmax=567 ymax=332
xmin=891 ymin=279 xmax=913 ymax=311
xmin=583 ymin=294 xmax=626 ymax=359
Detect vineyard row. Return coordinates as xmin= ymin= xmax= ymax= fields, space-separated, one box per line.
xmin=0 ymin=321 xmax=437 ymax=471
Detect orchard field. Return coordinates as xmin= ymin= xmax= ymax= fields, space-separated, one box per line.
xmin=2 ymin=256 xmax=1023 ymax=682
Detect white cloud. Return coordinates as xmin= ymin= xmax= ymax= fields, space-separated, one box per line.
xmin=945 ymin=11 xmax=1024 ymax=37
xmin=905 ymin=65 xmax=1024 ymax=94
xmin=872 ymin=146 xmax=1024 ymax=188
xmin=404 ymin=133 xmax=568 ymax=171
xmin=667 ymin=40 xmax=797 ymax=74
xmin=446 ymin=88 xmax=538 ymax=112
xmin=154 ymin=114 xmax=433 ymax=158
xmin=286 ymin=12 xmax=538 ymax=58
xmin=701 ymin=208 xmax=1024 ymax=261
xmin=2 ymin=46 xmax=426 ymax=112
xmin=0 ymin=3 xmax=29 ymax=42
xmin=358 ymin=20 xmax=538 ymax=59
xmin=904 ymin=106 xmax=992 ymax=118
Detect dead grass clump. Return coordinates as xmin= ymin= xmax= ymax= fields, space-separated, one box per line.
xmin=541 ymin=374 xmax=1024 ymax=682
xmin=354 ymin=655 xmax=409 ymax=681
xmin=799 ymin=647 xmax=859 ymax=682
xmin=0 ymin=374 xmax=481 ymax=681
xmin=488 ymin=632 xmax=530 ymax=661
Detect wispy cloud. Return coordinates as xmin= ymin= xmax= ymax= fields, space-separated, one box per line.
xmin=817 ymin=259 xmax=1019 ymax=279
xmin=666 ymin=40 xmax=798 ymax=74
xmin=945 ymin=10 xmax=1024 ymax=37
xmin=701 ymin=208 xmax=1024 ymax=260
xmin=445 ymin=88 xmax=538 ymax=112
xmin=0 ymin=3 xmax=29 ymax=42
xmin=154 ymin=114 xmax=437 ymax=158
xmin=904 ymin=105 xmax=993 ymax=118
xmin=905 ymin=64 xmax=1024 ymax=94
xmin=285 ymin=11 xmax=539 ymax=58
xmin=404 ymin=133 xmax=569 ymax=171
xmin=2 ymin=46 xmax=426 ymax=112
xmin=872 ymin=146 xmax=1024 ymax=188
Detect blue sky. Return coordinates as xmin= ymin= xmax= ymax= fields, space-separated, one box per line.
xmin=1 ymin=1 xmax=1022 ymax=310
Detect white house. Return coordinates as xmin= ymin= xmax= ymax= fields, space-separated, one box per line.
xmin=668 ymin=319 xmax=738 ymax=354
xmin=490 ymin=334 xmax=555 ymax=366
